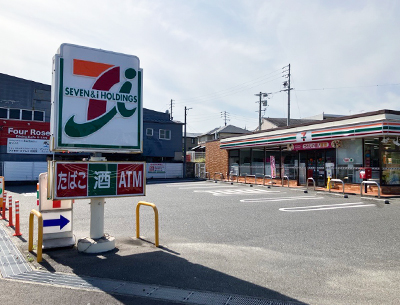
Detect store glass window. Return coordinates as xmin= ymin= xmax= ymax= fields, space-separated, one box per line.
xmin=336 ymin=139 xmax=363 ymax=183
xmin=265 ymin=149 xmax=280 ymax=179
xmin=229 ymin=150 xmax=240 ymax=175
xmin=364 ymin=138 xmax=380 ymax=180
xmin=382 ymin=137 xmax=400 ymax=185
xmin=240 ymin=148 xmax=251 ymax=175
xmin=252 ymin=148 xmax=264 ymax=175
xmin=282 ymin=150 xmax=298 ymax=180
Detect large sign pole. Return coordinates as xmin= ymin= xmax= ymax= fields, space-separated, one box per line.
xmin=78 ymin=156 xmax=114 ymax=253
xmin=51 ymin=44 xmax=144 ymax=253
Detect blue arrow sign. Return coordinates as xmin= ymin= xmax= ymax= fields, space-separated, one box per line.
xmin=43 ymin=215 xmax=70 ymax=230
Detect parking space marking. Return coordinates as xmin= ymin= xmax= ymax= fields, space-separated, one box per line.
xmin=240 ymin=196 xmax=323 ymax=203
xmin=166 ymin=182 xmax=211 ymax=187
xmin=177 ymin=185 xmax=238 ymax=189
xmin=22 ymin=192 xmax=36 ymax=197
xmin=279 ymin=202 xmax=375 ymax=212
xmin=194 ymin=188 xmax=282 ymax=196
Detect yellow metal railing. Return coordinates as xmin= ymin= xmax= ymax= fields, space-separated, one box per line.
xmin=29 ymin=209 xmax=43 ymax=262
xmin=136 ymin=201 xmax=159 ymax=247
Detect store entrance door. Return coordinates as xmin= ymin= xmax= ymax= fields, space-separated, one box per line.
xmin=303 ymin=149 xmax=335 ymax=187
xmin=315 ymin=151 xmax=325 ymax=187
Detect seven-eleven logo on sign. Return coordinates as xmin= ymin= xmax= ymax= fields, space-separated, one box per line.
xmin=64 ymin=59 xmax=138 ymax=138
xmin=52 ymin=44 xmax=142 ymax=152
xmin=296 ymin=131 xmax=311 ymax=142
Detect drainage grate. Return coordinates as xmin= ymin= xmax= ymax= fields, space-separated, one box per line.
xmin=0 ymin=224 xmax=302 ymax=305
xmin=7 ymin=271 xmax=302 ymax=305
xmin=0 ymin=224 xmax=31 ymax=277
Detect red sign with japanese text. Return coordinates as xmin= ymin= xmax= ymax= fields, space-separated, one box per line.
xmin=53 ymin=161 xmax=145 ymax=199
xmin=288 ymin=140 xmax=340 ymax=151
xmin=56 ymin=163 xmax=88 ymax=198
xmin=117 ymin=163 xmax=144 ymax=195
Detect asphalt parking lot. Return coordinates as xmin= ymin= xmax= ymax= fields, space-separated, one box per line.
xmin=2 ymin=179 xmax=400 ymax=305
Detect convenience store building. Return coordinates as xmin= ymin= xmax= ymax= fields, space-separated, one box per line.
xmin=208 ymin=109 xmax=400 ymax=194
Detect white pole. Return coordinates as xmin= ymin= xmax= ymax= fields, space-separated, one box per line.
xmin=90 ymin=198 xmax=105 ymax=239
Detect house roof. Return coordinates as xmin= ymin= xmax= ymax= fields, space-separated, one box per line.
xmin=143 ymin=108 xmax=183 ymax=124
xmin=186 ymin=132 xmax=202 ymax=138
xmin=202 ymin=124 xmax=249 ymax=136
xmin=263 ymin=117 xmax=320 ymax=128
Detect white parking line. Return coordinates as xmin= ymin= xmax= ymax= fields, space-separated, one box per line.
xmin=177 ymin=185 xmax=238 ymax=189
xmin=279 ymin=202 xmax=375 ymax=212
xmin=166 ymin=182 xmax=211 ymax=187
xmin=240 ymin=196 xmax=322 ymax=203
xmin=23 ymin=192 xmax=36 ymax=197
xmin=194 ymin=189 xmax=281 ymax=196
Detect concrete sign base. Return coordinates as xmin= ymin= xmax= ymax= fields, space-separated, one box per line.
xmin=77 ymin=235 xmax=116 ymax=254
xmin=77 ymin=196 xmax=116 ymax=253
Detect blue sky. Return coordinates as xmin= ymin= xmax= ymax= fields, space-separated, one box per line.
xmin=1 ymin=0 xmax=399 ymax=133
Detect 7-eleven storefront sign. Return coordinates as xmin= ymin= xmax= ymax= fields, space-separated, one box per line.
xmin=51 ymin=44 xmax=143 ymax=153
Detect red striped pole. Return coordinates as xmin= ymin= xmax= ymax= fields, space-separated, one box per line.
xmin=7 ymin=196 xmax=13 ymax=227
xmin=13 ymin=200 xmax=22 ymax=236
xmin=37 ymin=183 xmax=39 ymax=206
xmin=1 ymin=192 xmax=5 ymax=219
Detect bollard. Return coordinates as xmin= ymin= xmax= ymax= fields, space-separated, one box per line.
xmin=7 ymin=196 xmax=14 ymax=227
xmin=1 ymin=192 xmax=6 ymax=219
xmin=36 ymin=183 xmax=39 ymax=206
xmin=13 ymin=200 xmax=22 ymax=236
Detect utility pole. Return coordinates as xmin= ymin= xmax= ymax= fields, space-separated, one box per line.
xmin=170 ymin=99 xmax=174 ymax=120
xmin=183 ymin=106 xmax=192 ymax=178
xmin=282 ymin=64 xmax=293 ymax=126
xmin=220 ymin=111 xmax=230 ymax=126
xmin=254 ymin=92 xmax=269 ymax=131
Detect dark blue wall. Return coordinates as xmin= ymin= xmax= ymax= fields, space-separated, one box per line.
xmin=143 ymin=109 xmax=183 ymax=159
xmin=0 ymin=73 xmax=51 ymax=121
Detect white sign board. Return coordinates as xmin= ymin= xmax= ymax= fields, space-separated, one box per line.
xmin=148 ymin=163 xmax=166 ymax=173
xmin=39 ymin=172 xmax=73 ymax=211
xmin=42 ymin=210 xmax=72 ymax=234
xmin=7 ymin=138 xmax=50 ymax=154
xmin=51 ymin=44 xmax=143 ymax=153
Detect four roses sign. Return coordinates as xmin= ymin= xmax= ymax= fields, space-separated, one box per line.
xmin=51 ymin=44 xmax=143 ymax=153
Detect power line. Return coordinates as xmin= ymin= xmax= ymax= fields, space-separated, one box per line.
xmin=174 ymin=70 xmax=283 ymax=105
xmin=295 ymin=83 xmax=400 ymax=92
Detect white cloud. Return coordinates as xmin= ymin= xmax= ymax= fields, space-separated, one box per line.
xmin=1 ymin=0 xmax=399 ymax=132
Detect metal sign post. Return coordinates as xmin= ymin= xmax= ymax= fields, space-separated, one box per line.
xmin=50 ymin=44 xmax=145 ymax=253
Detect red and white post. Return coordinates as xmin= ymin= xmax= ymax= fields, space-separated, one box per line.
xmin=7 ymin=196 xmax=13 ymax=227
xmin=13 ymin=200 xmax=22 ymax=236
xmin=36 ymin=183 xmax=39 ymax=206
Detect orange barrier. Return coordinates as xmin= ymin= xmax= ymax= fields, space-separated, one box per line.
xmin=13 ymin=200 xmax=22 ymax=236
xmin=7 ymin=196 xmax=13 ymax=227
